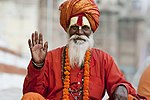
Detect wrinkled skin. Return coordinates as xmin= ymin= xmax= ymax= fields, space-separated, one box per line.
xmin=28 ymin=31 xmax=48 ymax=67
xmin=111 ymin=85 xmax=128 ymax=100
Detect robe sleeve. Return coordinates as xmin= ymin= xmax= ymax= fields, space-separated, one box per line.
xmin=138 ymin=65 xmax=150 ymax=99
xmin=23 ymin=52 xmax=51 ymax=97
xmin=104 ymin=55 xmax=137 ymax=97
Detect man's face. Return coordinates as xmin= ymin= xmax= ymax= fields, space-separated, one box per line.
xmin=68 ymin=16 xmax=92 ymax=38
xmin=67 ymin=16 xmax=93 ymax=67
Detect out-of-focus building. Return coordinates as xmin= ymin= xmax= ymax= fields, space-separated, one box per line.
xmin=94 ymin=0 xmax=148 ymax=82
xmin=0 ymin=0 xmax=40 ymax=99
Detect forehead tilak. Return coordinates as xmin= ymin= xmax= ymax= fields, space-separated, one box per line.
xmin=68 ymin=16 xmax=91 ymax=29
xmin=77 ymin=15 xmax=83 ymax=26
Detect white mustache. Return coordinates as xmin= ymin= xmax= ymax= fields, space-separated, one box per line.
xmin=69 ymin=35 xmax=89 ymax=42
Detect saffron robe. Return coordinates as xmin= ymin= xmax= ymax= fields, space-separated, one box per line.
xmin=138 ymin=64 xmax=150 ymax=99
xmin=23 ymin=47 xmax=137 ymax=100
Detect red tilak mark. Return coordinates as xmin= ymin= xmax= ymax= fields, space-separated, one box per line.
xmin=77 ymin=15 xmax=83 ymax=26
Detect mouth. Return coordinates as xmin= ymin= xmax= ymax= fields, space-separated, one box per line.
xmin=73 ymin=38 xmax=86 ymax=44
xmin=73 ymin=37 xmax=86 ymax=41
xmin=69 ymin=35 xmax=88 ymax=44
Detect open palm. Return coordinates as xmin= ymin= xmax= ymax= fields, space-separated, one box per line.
xmin=28 ymin=31 xmax=48 ymax=67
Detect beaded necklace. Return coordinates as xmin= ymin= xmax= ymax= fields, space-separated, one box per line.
xmin=62 ymin=47 xmax=91 ymax=100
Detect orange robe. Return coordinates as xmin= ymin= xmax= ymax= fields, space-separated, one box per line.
xmin=23 ymin=47 xmax=137 ymax=100
xmin=138 ymin=65 xmax=150 ymax=99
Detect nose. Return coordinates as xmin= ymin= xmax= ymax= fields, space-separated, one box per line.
xmin=77 ymin=27 xmax=84 ymax=35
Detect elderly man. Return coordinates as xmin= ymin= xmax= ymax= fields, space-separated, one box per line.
xmin=22 ymin=0 xmax=144 ymax=100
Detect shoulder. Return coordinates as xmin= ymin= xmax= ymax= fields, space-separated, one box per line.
xmin=92 ymin=48 xmax=112 ymax=59
xmin=46 ymin=46 xmax=65 ymax=57
xmin=48 ymin=46 xmax=64 ymax=53
xmin=145 ymin=64 xmax=150 ymax=70
xmin=142 ymin=64 xmax=150 ymax=76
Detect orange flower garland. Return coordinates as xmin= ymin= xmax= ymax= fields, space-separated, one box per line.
xmin=62 ymin=47 xmax=91 ymax=100
xmin=63 ymin=47 xmax=71 ymax=100
xmin=83 ymin=49 xmax=90 ymax=100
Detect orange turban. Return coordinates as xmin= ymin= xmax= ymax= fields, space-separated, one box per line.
xmin=59 ymin=0 xmax=100 ymax=33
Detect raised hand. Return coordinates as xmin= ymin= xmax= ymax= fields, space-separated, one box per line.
xmin=28 ymin=31 xmax=48 ymax=67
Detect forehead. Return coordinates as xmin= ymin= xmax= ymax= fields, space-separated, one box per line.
xmin=69 ymin=16 xmax=91 ymax=27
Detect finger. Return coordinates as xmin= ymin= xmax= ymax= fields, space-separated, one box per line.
xmin=43 ymin=41 xmax=48 ymax=52
xmin=35 ymin=31 xmax=39 ymax=44
xmin=39 ymin=33 xmax=43 ymax=45
xmin=28 ymin=39 xmax=32 ymax=49
xmin=28 ymin=39 xmax=33 ymax=56
xmin=32 ymin=33 xmax=36 ymax=46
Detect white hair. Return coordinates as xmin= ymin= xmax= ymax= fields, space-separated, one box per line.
xmin=68 ymin=34 xmax=94 ymax=68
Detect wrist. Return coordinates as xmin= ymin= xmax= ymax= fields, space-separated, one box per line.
xmin=32 ymin=60 xmax=44 ymax=68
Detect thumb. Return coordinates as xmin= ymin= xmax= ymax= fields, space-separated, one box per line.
xmin=43 ymin=41 xmax=48 ymax=52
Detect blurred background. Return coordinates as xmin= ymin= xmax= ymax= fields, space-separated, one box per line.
xmin=0 ymin=0 xmax=150 ymax=99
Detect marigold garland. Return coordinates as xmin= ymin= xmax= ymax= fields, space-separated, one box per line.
xmin=62 ymin=47 xmax=91 ymax=100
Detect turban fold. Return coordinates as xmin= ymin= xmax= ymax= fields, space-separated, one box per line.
xmin=59 ymin=0 xmax=100 ymax=32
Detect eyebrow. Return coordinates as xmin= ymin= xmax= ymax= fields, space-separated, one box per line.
xmin=82 ymin=25 xmax=90 ymax=27
xmin=71 ymin=24 xmax=79 ymax=26
xmin=70 ymin=24 xmax=90 ymax=27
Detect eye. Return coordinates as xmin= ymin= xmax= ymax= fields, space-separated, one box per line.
xmin=70 ymin=26 xmax=79 ymax=31
xmin=82 ymin=25 xmax=90 ymax=31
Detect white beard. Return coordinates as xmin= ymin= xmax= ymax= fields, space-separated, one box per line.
xmin=68 ymin=34 xmax=94 ymax=68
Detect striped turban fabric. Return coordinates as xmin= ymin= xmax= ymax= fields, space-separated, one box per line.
xmin=59 ymin=0 xmax=100 ymax=33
